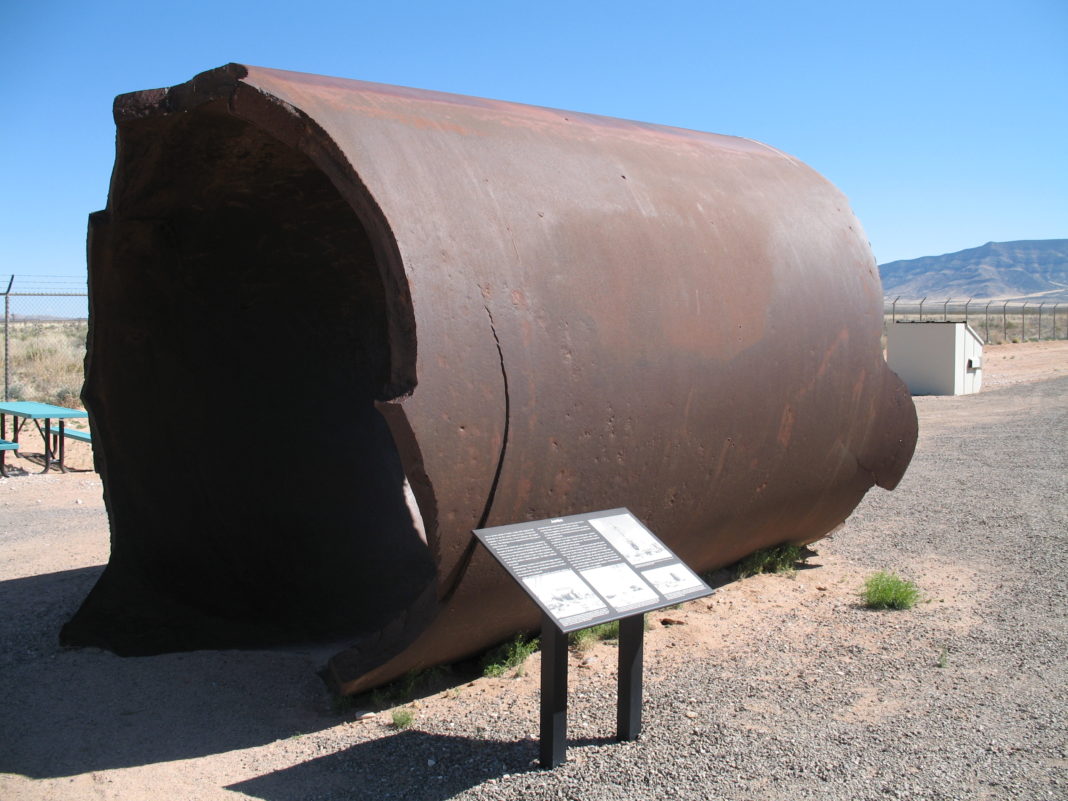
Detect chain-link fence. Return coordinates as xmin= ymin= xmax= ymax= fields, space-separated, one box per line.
xmin=884 ymin=297 xmax=1068 ymax=345
xmin=2 ymin=276 xmax=89 ymax=405
xmin=4 ymin=275 xmax=1065 ymax=404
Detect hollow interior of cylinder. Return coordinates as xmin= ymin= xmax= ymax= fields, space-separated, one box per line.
xmin=74 ymin=102 xmax=434 ymax=653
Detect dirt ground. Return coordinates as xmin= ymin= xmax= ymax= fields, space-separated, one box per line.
xmin=0 ymin=340 xmax=1065 ymax=800
xmin=978 ymin=340 xmax=1068 ymax=389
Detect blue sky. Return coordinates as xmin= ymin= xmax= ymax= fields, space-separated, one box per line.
xmin=1 ymin=0 xmax=1065 ymax=283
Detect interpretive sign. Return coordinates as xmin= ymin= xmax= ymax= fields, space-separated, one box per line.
xmin=474 ymin=508 xmax=712 ymax=632
xmin=474 ymin=508 xmax=714 ymax=768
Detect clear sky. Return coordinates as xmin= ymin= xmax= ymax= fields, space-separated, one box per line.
xmin=1 ymin=0 xmax=1065 ymax=282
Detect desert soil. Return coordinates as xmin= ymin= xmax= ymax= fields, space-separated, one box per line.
xmin=0 ymin=341 xmax=1065 ymax=800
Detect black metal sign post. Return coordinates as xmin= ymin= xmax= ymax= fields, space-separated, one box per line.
xmin=539 ymin=613 xmax=568 ymax=768
xmin=540 ymin=611 xmax=644 ymax=767
xmin=616 ymin=613 xmax=644 ymax=741
xmin=474 ymin=508 xmax=713 ymax=768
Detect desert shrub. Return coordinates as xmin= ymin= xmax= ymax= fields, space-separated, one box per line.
xmin=368 ymin=666 xmax=452 ymax=708
xmin=482 ymin=634 xmax=539 ymax=677
xmin=732 ymin=544 xmax=806 ymax=578
xmin=861 ymin=571 xmax=920 ymax=609
xmin=568 ymin=620 xmax=620 ymax=652
xmin=5 ymin=321 xmax=87 ymax=406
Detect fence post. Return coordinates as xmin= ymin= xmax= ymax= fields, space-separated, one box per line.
xmin=1021 ymin=302 xmax=1029 ymax=342
xmin=3 ymin=275 xmax=12 ymax=402
xmin=984 ymin=301 xmax=993 ymax=343
xmin=1037 ymin=302 xmax=1046 ymax=341
xmin=891 ymin=296 xmax=900 ymax=324
xmin=963 ymin=297 xmax=972 ymax=328
xmin=1002 ymin=301 xmax=1009 ymax=343
xmin=1054 ymin=304 xmax=1061 ymax=341
xmin=942 ymin=298 xmax=952 ymax=321
xmin=919 ymin=296 xmax=927 ymax=322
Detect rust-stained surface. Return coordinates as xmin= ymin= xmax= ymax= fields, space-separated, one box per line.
xmin=62 ymin=64 xmax=917 ymax=693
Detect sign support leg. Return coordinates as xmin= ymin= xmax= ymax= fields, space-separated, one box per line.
xmin=539 ymin=613 xmax=568 ymax=768
xmin=617 ymin=613 xmax=644 ymax=741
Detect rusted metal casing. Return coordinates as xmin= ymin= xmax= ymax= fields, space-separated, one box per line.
xmin=63 ymin=64 xmax=917 ymax=693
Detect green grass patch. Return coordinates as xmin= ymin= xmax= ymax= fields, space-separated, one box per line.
xmin=391 ymin=708 xmax=414 ymax=729
xmin=861 ymin=571 xmax=920 ymax=610
xmin=568 ymin=620 xmax=620 ymax=652
xmin=367 ymin=666 xmax=451 ymax=709
xmin=481 ymin=634 xmax=539 ymax=677
xmin=330 ymin=691 xmax=359 ymax=715
xmin=732 ymin=544 xmax=806 ymax=578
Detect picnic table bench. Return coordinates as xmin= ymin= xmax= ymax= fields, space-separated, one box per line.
xmin=49 ymin=425 xmax=93 ymax=444
xmin=0 ymin=437 xmax=18 ymax=478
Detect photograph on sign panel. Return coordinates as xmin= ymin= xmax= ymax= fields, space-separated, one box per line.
xmin=589 ymin=513 xmax=670 ymax=566
xmin=642 ymin=562 xmax=705 ymax=596
xmin=523 ymin=569 xmax=605 ymax=619
xmin=580 ymin=563 xmax=659 ymax=611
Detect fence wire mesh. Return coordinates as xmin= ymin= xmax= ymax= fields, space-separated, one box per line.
xmin=883 ymin=298 xmax=1068 ymax=345
xmin=2 ymin=272 xmax=1065 ymax=404
xmin=2 ymin=276 xmax=89 ymax=404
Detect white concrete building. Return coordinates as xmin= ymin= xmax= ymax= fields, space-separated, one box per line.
xmin=886 ymin=322 xmax=984 ymax=396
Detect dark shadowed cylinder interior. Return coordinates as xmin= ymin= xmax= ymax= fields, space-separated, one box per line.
xmin=64 ymin=97 xmax=435 ymax=653
xmin=63 ymin=64 xmax=918 ymax=693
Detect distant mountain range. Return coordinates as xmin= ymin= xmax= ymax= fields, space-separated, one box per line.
xmin=879 ymin=239 xmax=1068 ymax=300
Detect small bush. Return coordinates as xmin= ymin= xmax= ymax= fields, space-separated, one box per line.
xmin=391 ymin=707 xmax=414 ymax=729
xmin=369 ymin=666 xmax=450 ymax=708
xmin=569 ymin=620 xmax=620 ymax=652
xmin=55 ymin=386 xmax=81 ymax=406
xmin=733 ymin=544 xmax=806 ymax=578
xmin=330 ymin=691 xmax=358 ymax=715
xmin=482 ymin=634 xmax=539 ymax=677
xmin=6 ymin=321 xmax=87 ymax=407
xmin=861 ymin=571 xmax=920 ymax=609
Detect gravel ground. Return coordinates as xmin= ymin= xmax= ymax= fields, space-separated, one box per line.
xmin=1 ymin=368 xmax=1065 ymax=801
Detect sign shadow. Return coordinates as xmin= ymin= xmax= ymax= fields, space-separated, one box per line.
xmin=227 ymin=730 xmax=617 ymax=801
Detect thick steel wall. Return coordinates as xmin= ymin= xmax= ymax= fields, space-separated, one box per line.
xmin=62 ymin=64 xmax=917 ymax=694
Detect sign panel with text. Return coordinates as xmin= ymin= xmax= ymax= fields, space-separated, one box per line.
xmin=474 ymin=508 xmax=712 ymax=632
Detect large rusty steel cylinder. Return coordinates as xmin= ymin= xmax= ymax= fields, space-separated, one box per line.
xmin=63 ymin=64 xmax=917 ymax=694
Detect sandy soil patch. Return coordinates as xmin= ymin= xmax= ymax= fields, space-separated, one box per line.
xmin=980 ymin=340 xmax=1068 ymax=388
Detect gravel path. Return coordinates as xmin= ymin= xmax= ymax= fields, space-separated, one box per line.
xmin=1 ymin=372 xmax=1065 ymax=801
xmin=354 ymin=377 xmax=1068 ymax=801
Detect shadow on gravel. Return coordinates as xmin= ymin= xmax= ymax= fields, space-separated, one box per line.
xmin=228 ymin=730 xmax=616 ymax=801
xmin=0 ymin=567 xmax=340 ymax=779
xmin=0 ymin=566 xmax=616 ymax=785
xmin=1 ymin=448 xmax=94 ymax=474
xmin=0 ymin=566 xmax=104 ymax=668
